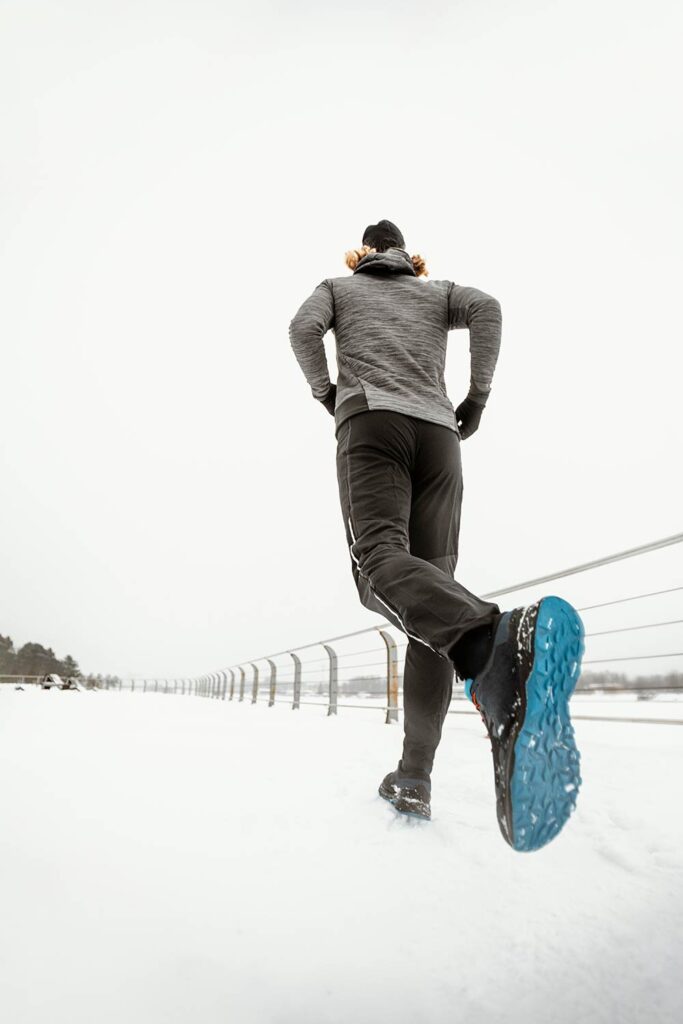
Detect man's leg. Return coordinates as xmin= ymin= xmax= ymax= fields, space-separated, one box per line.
xmin=335 ymin=410 xmax=500 ymax=659
xmin=335 ymin=411 xmax=408 ymax=628
xmin=400 ymin=416 xmax=496 ymax=776
xmin=401 ymin=639 xmax=454 ymax=777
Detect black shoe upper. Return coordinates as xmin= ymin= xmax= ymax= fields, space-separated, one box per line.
xmin=471 ymin=605 xmax=538 ymax=742
xmin=469 ymin=603 xmax=540 ymax=846
xmin=379 ymin=764 xmax=431 ymax=819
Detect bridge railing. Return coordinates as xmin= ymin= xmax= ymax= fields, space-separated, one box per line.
xmin=104 ymin=531 xmax=683 ymax=719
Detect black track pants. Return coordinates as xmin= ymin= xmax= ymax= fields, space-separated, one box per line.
xmin=335 ymin=409 xmax=501 ymax=775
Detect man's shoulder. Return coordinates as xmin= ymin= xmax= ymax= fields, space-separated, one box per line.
xmin=324 ymin=274 xmax=452 ymax=291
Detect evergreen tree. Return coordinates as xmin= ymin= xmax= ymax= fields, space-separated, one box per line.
xmin=61 ymin=655 xmax=81 ymax=678
xmin=15 ymin=643 xmax=58 ymax=677
xmin=0 ymin=634 xmax=16 ymax=674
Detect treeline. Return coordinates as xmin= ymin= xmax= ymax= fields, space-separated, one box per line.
xmin=84 ymin=674 xmax=124 ymax=689
xmin=0 ymin=633 xmax=124 ymax=689
xmin=311 ymin=676 xmax=387 ymax=695
xmin=1 ymin=634 xmax=80 ymax=679
xmin=577 ymin=670 xmax=683 ymax=691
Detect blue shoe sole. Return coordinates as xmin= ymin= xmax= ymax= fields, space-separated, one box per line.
xmin=510 ymin=595 xmax=585 ymax=852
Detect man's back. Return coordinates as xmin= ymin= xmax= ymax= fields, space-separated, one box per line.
xmin=289 ymin=246 xmax=502 ymax=436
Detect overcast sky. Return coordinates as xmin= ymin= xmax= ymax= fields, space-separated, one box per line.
xmin=1 ymin=0 xmax=681 ymax=680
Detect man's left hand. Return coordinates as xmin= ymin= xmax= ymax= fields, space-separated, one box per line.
xmin=320 ymin=383 xmax=337 ymax=417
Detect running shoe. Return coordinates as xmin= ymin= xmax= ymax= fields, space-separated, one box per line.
xmin=378 ymin=762 xmax=431 ymax=820
xmin=464 ymin=596 xmax=585 ymax=852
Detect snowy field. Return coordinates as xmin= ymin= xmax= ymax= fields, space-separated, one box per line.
xmin=1 ymin=688 xmax=681 ymax=1024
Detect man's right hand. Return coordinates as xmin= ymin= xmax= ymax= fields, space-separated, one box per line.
xmin=455 ymin=393 xmax=487 ymax=439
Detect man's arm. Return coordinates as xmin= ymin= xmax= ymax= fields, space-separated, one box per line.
xmin=447 ymin=283 xmax=502 ymax=402
xmin=289 ymin=279 xmax=335 ymax=402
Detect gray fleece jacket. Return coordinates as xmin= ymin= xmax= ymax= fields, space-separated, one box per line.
xmin=288 ymin=246 xmax=502 ymax=437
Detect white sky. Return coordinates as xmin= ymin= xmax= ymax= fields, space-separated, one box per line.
xmin=1 ymin=0 xmax=682 ymax=679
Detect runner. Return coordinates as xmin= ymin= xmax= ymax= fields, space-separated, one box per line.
xmin=289 ymin=219 xmax=584 ymax=851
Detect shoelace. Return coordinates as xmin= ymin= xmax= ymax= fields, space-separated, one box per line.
xmin=470 ymin=686 xmax=493 ymax=745
xmin=471 ymin=687 xmax=484 ymax=719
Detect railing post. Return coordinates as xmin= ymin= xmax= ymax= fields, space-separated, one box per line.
xmin=291 ymin=652 xmax=302 ymax=710
xmin=219 ymin=671 xmax=227 ymax=700
xmin=229 ymin=669 xmax=235 ymax=700
xmin=267 ymin=658 xmax=277 ymax=707
xmin=378 ymin=628 xmax=399 ymax=724
xmin=324 ymin=644 xmax=338 ymax=716
xmin=251 ymin=663 xmax=259 ymax=704
xmin=143 ymin=678 xmax=148 ymax=693
xmin=238 ymin=666 xmax=245 ymax=702
xmin=131 ymin=678 xmax=136 ymax=693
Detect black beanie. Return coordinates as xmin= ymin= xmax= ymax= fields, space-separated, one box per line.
xmin=362 ymin=219 xmax=405 ymax=253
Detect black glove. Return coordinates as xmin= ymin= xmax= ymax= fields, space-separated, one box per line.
xmin=455 ymin=391 xmax=488 ymax=439
xmin=319 ymin=383 xmax=337 ymax=417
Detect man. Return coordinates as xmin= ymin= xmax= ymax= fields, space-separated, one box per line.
xmin=289 ymin=219 xmax=584 ymax=852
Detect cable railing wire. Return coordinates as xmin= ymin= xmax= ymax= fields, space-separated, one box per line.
xmin=584 ymin=652 xmax=683 ymax=664
xmin=586 ymin=618 xmax=683 ymax=637
xmin=481 ymin=531 xmax=683 ymax=599
xmin=577 ymin=584 xmax=683 ymax=612
xmin=218 ymin=532 xmax=683 ymax=675
xmin=228 ymin=696 xmax=683 ymax=726
xmin=106 ymin=530 xmax=683 ymax=718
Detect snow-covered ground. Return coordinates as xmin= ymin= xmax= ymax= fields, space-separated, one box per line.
xmin=1 ymin=688 xmax=681 ymax=1024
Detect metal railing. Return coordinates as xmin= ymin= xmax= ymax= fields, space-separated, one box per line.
xmin=0 ymin=675 xmax=42 ymax=687
xmin=95 ymin=531 xmax=683 ymax=726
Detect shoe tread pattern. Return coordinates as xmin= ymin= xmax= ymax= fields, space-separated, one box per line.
xmin=510 ymin=595 xmax=584 ymax=852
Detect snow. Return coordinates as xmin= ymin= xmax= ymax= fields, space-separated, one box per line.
xmin=1 ymin=688 xmax=682 ymax=1024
